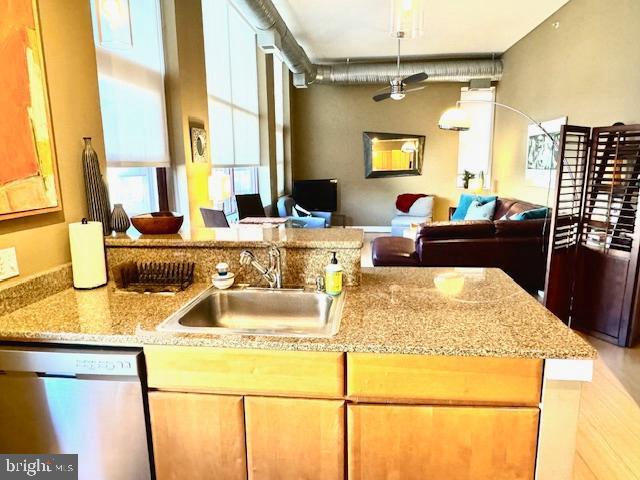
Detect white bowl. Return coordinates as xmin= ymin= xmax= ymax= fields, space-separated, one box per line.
xmin=212 ymin=273 xmax=235 ymax=290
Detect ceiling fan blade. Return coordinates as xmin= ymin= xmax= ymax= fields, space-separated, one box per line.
xmin=404 ymin=86 xmax=425 ymax=94
xmin=374 ymin=85 xmax=392 ymax=93
xmin=402 ymin=72 xmax=429 ymax=84
xmin=373 ymin=92 xmax=392 ymax=102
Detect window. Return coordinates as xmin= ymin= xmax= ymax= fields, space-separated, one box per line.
xmin=273 ymin=55 xmax=286 ymax=196
xmin=90 ymin=0 xmax=170 ymax=211
xmin=212 ymin=166 xmax=260 ymax=221
xmin=202 ymin=0 xmax=260 ymax=166
xmin=456 ymin=87 xmax=495 ymax=188
xmin=106 ymin=167 xmax=158 ymax=216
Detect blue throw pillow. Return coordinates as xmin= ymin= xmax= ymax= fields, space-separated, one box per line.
xmin=464 ymin=199 xmax=497 ymax=220
xmin=511 ymin=207 xmax=549 ymax=221
xmin=451 ymin=194 xmax=498 ymax=220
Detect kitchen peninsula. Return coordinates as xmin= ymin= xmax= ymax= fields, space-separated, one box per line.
xmin=0 ymin=229 xmax=595 ymax=480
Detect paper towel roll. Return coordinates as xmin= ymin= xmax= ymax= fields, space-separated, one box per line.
xmin=69 ymin=219 xmax=107 ymax=289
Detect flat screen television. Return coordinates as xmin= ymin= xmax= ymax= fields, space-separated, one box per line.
xmin=292 ymin=179 xmax=338 ymax=212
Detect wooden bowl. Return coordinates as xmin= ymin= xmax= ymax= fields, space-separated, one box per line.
xmin=131 ymin=211 xmax=184 ymax=235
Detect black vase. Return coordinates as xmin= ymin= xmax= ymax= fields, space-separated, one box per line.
xmin=82 ymin=137 xmax=112 ymax=235
xmin=111 ymin=204 xmax=131 ymax=233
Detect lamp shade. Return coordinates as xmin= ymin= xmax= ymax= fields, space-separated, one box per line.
xmin=401 ymin=141 xmax=416 ymax=153
xmin=208 ymin=172 xmax=231 ymax=204
xmin=438 ymin=107 xmax=471 ymax=131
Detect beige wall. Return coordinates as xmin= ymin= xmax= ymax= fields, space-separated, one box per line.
xmin=493 ymin=0 xmax=640 ymax=205
xmin=0 ymin=0 xmax=105 ymax=279
xmin=291 ymin=84 xmax=461 ymax=225
xmin=163 ymin=0 xmax=212 ymax=230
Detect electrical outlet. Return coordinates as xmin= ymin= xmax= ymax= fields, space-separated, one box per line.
xmin=0 ymin=247 xmax=19 ymax=282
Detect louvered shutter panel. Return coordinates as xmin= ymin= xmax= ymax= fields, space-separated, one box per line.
xmin=544 ymin=125 xmax=591 ymax=322
xmin=572 ymin=125 xmax=640 ymax=345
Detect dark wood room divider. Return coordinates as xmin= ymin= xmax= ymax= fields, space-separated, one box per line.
xmin=545 ymin=123 xmax=640 ymax=347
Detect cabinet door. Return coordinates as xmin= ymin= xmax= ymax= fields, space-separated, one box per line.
xmin=348 ymin=404 xmax=539 ymax=480
xmin=149 ymin=391 xmax=246 ymax=480
xmin=244 ymin=397 xmax=345 ymax=480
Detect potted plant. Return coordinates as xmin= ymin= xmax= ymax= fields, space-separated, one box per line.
xmin=461 ymin=170 xmax=475 ymax=189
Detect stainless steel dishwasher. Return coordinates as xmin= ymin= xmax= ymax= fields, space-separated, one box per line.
xmin=0 ymin=346 xmax=152 ymax=480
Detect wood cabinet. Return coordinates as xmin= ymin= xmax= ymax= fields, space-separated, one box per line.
xmin=244 ymin=397 xmax=345 ymax=480
xmin=347 ymin=353 xmax=543 ymax=406
xmin=347 ymin=404 xmax=539 ymax=480
xmin=149 ymin=391 xmax=247 ymax=480
xmin=145 ymin=345 xmax=344 ymax=397
xmin=144 ymin=347 xmax=546 ymax=480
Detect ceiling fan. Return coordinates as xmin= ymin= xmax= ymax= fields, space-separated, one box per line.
xmin=372 ymin=38 xmax=428 ymax=102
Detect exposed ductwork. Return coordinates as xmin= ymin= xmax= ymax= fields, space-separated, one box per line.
xmin=230 ymin=0 xmax=317 ymax=84
xmin=230 ymin=0 xmax=503 ymax=87
xmin=314 ymin=59 xmax=502 ymax=85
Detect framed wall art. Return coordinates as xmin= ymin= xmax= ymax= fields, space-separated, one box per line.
xmin=0 ymin=0 xmax=61 ymax=220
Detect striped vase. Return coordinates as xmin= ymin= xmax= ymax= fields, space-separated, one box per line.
xmin=110 ymin=204 xmax=130 ymax=233
xmin=82 ymin=137 xmax=112 ymax=236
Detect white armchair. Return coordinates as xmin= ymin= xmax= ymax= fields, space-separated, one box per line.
xmin=391 ymin=195 xmax=434 ymax=236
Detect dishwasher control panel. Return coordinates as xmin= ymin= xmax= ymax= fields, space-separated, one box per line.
xmin=0 ymin=347 xmax=141 ymax=377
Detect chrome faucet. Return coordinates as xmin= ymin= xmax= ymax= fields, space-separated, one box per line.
xmin=239 ymin=245 xmax=282 ymax=288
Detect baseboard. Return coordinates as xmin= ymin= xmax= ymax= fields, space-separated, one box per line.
xmin=348 ymin=226 xmax=392 ymax=233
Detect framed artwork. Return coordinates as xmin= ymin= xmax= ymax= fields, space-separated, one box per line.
xmin=190 ymin=127 xmax=208 ymax=163
xmin=363 ymin=131 xmax=425 ymax=179
xmin=0 ymin=0 xmax=61 ymax=220
xmin=525 ymin=116 xmax=567 ymax=188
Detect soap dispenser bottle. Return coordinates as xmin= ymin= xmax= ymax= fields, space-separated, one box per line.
xmin=325 ymin=251 xmax=343 ymax=296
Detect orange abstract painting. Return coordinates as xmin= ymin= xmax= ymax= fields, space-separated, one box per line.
xmin=0 ymin=0 xmax=60 ymax=219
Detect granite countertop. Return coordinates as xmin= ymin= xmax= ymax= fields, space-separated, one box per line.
xmin=105 ymin=226 xmax=364 ymax=249
xmin=0 ymin=267 xmax=595 ymax=359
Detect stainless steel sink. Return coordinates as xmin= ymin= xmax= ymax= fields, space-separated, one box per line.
xmin=157 ymin=287 xmax=345 ymax=338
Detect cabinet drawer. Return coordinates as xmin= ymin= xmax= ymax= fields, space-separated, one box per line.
xmin=348 ymin=404 xmax=539 ymax=480
xmin=347 ymin=353 xmax=542 ymax=406
xmin=145 ymin=346 xmax=344 ymax=397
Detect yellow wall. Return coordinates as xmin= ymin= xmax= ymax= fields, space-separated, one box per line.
xmin=493 ymin=0 xmax=640 ymax=205
xmin=0 ymin=0 xmax=106 ymax=279
xmin=162 ymin=0 xmax=212 ymax=230
xmin=291 ymin=84 xmax=462 ymax=225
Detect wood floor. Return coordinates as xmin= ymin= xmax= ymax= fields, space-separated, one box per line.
xmin=586 ymin=335 xmax=640 ymax=404
xmin=573 ymin=345 xmax=640 ymax=479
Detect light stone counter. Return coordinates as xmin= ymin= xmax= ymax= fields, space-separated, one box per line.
xmin=105 ymin=226 xmax=364 ymax=249
xmin=0 ymin=267 xmax=596 ymax=359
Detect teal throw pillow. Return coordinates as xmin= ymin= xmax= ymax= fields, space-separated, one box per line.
xmin=464 ymin=199 xmax=497 ymax=220
xmin=511 ymin=207 xmax=549 ymax=221
xmin=451 ymin=194 xmax=497 ymax=220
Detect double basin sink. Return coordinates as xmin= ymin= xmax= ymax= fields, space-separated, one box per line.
xmin=158 ymin=287 xmax=345 ymax=338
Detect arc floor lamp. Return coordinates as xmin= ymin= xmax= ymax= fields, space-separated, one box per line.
xmin=438 ymin=100 xmax=559 ymax=145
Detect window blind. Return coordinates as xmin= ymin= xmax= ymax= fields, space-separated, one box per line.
xmin=457 ymin=87 xmax=495 ymax=187
xmin=203 ymin=0 xmax=261 ymax=167
xmin=90 ymin=0 xmax=170 ymax=168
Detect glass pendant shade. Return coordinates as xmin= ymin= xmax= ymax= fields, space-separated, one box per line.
xmin=389 ymin=0 xmax=425 ymax=38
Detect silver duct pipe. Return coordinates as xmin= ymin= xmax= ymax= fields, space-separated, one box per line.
xmin=314 ymin=58 xmax=503 ymax=84
xmin=231 ymin=0 xmax=502 ymax=86
xmin=231 ymin=0 xmax=317 ymax=81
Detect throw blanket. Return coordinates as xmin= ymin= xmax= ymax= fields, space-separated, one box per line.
xmin=396 ymin=193 xmax=427 ymax=213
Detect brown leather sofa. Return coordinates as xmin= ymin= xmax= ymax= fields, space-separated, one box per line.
xmin=372 ymin=198 xmax=549 ymax=292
